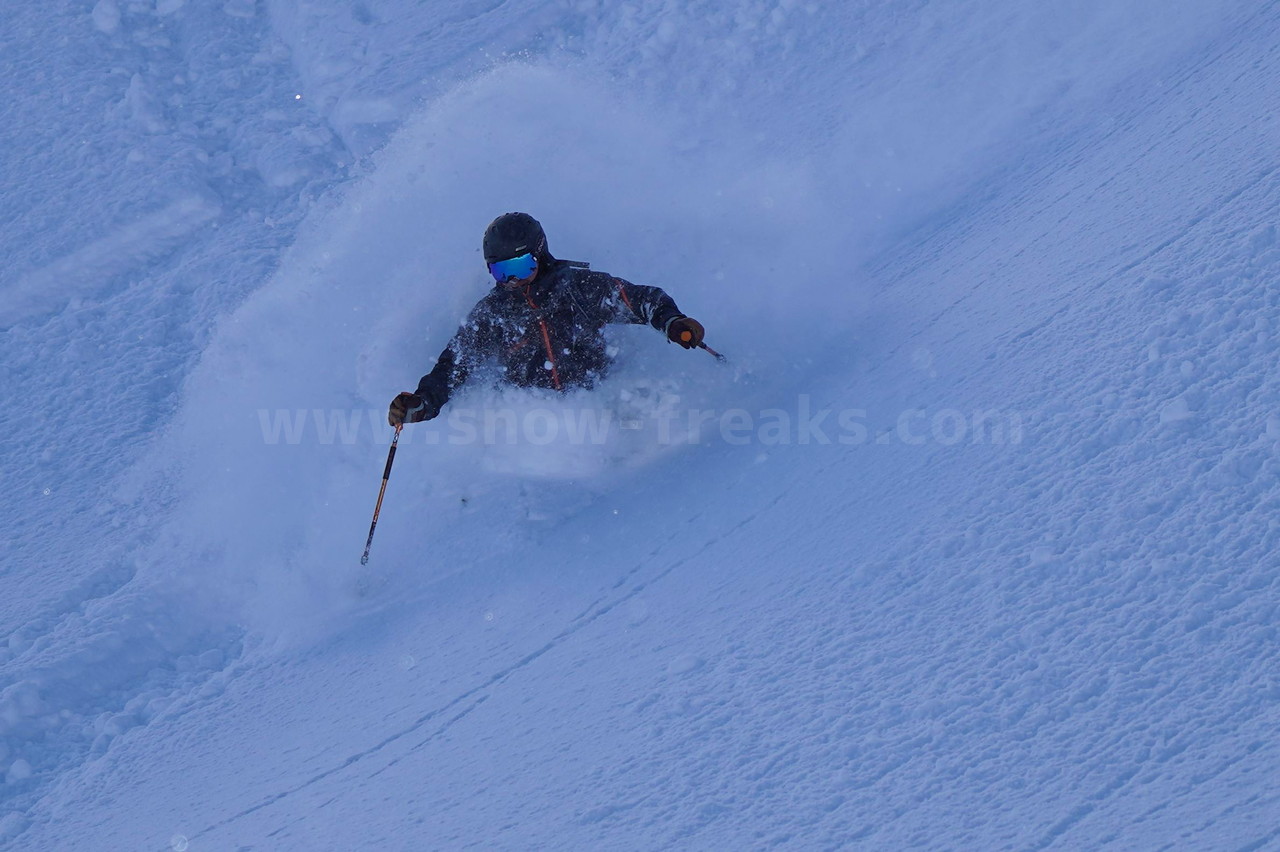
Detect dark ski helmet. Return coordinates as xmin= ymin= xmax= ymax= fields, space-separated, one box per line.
xmin=483 ymin=212 xmax=548 ymax=263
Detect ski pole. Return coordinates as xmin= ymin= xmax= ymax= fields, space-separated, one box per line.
xmin=699 ymin=342 xmax=727 ymax=362
xmin=360 ymin=423 xmax=402 ymax=565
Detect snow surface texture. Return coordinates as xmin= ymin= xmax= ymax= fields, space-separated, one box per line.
xmin=2 ymin=0 xmax=1278 ymax=849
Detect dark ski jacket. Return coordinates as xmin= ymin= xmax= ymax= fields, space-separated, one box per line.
xmin=415 ymin=258 xmax=684 ymax=409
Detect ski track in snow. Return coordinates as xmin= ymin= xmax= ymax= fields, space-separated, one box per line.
xmin=4 ymin=0 xmax=1280 ymax=849
xmin=189 ymin=530 xmax=708 ymax=843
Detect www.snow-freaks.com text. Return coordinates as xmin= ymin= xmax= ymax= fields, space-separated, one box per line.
xmin=256 ymin=397 xmax=1025 ymax=448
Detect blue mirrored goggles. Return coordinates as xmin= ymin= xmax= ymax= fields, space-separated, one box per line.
xmin=488 ymin=252 xmax=538 ymax=283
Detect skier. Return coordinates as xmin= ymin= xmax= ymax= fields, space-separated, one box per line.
xmin=388 ymin=212 xmax=707 ymax=427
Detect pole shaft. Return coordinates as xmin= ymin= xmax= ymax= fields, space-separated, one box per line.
xmin=361 ymin=424 xmax=402 ymax=565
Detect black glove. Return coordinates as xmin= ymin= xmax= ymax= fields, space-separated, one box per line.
xmin=388 ymin=391 xmax=440 ymax=427
xmin=665 ymin=315 xmax=705 ymax=349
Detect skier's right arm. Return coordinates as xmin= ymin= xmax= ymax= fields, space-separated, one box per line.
xmin=388 ymin=307 xmax=493 ymax=427
xmin=413 ymin=343 xmax=465 ymax=413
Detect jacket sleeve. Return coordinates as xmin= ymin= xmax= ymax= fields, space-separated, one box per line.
xmin=598 ymin=273 xmax=684 ymax=333
xmin=414 ymin=305 xmax=495 ymax=410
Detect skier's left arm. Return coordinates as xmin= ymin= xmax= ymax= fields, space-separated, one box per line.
xmin=602 ymin=275 xmax=706 ymax=349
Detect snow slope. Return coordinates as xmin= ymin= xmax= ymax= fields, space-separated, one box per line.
xmin=3 ymin=0 xmax=1278 ymax=849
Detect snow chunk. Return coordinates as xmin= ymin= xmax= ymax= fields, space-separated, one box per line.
xmin=116 ymin=74 xmax=167 ymax=134
xmin=91 ymin=0 xmax=120 ymax=33
xmin=4 ymin=759 xmax=32 ymax=784
xmin=667 ymin=654 xmax=704 ymax=675
xmin=1159 ymin=396 xmax=1193 ymax=425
